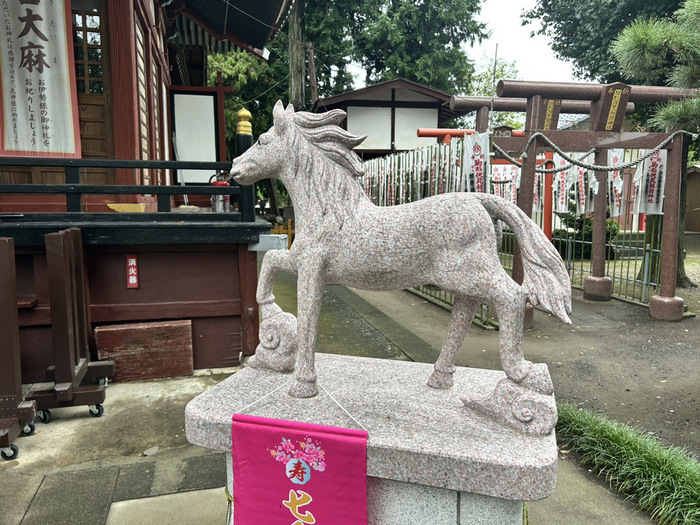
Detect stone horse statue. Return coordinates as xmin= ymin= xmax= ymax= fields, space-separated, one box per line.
xmin=230 ymin=101 xmax=572 ymax=435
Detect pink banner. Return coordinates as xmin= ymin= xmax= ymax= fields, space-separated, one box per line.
xmin=232 ymin=414 xmax=368 ymax=524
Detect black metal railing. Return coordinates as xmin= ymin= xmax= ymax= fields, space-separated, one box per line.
xmin=0 ymin=157 xmax=254 ymax=221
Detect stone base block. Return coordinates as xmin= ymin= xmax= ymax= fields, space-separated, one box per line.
xmin=186 ymin=354 xmax=557 ymax=524
xmin=583 ymin=276 xmax=612 ymax=301
xmin=223 ymin=455 xmax=523 ymax=525
xmin=649 ymin=295 xmax=685 ymax=321
xmin=95 ymin=320 xmax=193 ymax=382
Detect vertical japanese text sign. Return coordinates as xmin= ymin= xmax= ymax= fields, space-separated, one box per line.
xmin=1 ymin=0 xmax=81 ymax=157
xmin=232 ymin=414 xmax=368 ymax=524
xmin=126 ymin=254 xmax=139 ymax=289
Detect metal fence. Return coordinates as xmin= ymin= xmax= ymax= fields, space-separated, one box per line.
xmin=361 ymin=141 xmax=662 ymax=319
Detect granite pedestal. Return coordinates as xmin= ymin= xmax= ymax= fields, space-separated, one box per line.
xmin=185 ymin=354 xmax=557 ymax=524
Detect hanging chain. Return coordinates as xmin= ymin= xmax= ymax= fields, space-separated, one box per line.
xmin=491 ymin=130 xmax=698 ymax=174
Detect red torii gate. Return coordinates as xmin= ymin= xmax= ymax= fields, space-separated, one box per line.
xmin=446 ymin=81 xmax=695 ymax=321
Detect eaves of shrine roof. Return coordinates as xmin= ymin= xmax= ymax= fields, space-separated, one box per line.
xmin=164 ymin=0 xmax=292 ymax=59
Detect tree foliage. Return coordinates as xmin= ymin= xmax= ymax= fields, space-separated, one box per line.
xmin=305 ymin=1 xmax=359 ymax=97
xmin=610 ymin=0 xmax=700 ymax=288
xmin=351 ymin=0 xmax=487 ymax=93
xmin=460 ymin=56 xmax=524 ymax=129
xmin=207 ymin=0 xmax=491 ymax=141
xmin=522 ymin=0 xmax=681 ymax=82
xmin=611 ymin=0 xmax=700 ymax=132
xmin=207 ymin=44 xmax=288 ymax=146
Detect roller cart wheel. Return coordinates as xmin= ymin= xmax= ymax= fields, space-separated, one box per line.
xmin=38 ymin=409 xmax=52 ymax=424
xmin=98 ymin=377 xmax=109 ymax=387
xmin=22 ymin=422 xmax=36 ymax=436
xmin=89 ymin=404 xmax=104 ymax=418
xmin=1 ymin=444 xmax=19 ymax=461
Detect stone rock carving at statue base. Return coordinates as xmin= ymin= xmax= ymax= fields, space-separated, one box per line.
xmin=230 ymin=101 xmax=572 ymax=435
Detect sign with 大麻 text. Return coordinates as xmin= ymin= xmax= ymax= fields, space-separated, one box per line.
xmin=0 ymin=0 xmax=81 ymax=157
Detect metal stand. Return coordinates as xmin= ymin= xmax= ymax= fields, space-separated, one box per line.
xmin=0 ymin=238 xmax=37 ymax=460
xmin=26 ymin=229 xmax=115 ymax=422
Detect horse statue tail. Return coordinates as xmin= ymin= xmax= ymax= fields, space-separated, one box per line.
xmin=473 ymin=193 xmax=572 ymax=324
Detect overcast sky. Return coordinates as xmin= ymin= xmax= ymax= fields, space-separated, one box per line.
xmin=471 ymin=0 xmax=577 ymax=84
xmin=349 ymin=0 xmax=579 ymax=89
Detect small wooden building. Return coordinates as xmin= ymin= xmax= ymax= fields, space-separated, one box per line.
xmin=313 ymin=78 xmax=465 ymax=159
xmin=1 ymin=0 xmax=290 ymax=382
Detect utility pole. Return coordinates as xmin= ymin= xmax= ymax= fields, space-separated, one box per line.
xmin=306 ymin=42 xmax=319 ymax=107
xmin=289 ymin=1 xmax=306 ymax=110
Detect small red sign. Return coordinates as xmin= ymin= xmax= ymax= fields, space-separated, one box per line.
xmin=126 ymin=254 xmax=139 ymax=289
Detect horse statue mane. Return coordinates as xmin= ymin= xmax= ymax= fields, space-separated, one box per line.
xmin=290 ymin=109 xmax=367 ymax=178
xmin=280 ymin=106 xmax=370 ymax=218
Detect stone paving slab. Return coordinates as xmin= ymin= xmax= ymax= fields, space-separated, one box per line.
xmin=112 ymin=463 xmax=155 ymax=502
xmin=21 ymin=467 xmax=119 ymax=525
xmin=105 ymin=487 xmax=228 ymax=525
xmin=180 ymin=452 xmax=227 ymax=492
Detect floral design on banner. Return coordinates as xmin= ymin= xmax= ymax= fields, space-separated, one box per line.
xmin=270 ymin=437 xmax=327 ymax=485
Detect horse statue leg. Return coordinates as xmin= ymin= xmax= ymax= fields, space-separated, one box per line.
xmin=428 ymin=296 xmax=479 ymax=389
xmin=462 ymin=281 xmax=557 ymax=436
xmin=256 ymin=250 xmax=294 ymax=315
xmin=248 ymin=250 xmax=298 ymax=373
xmin=491 ymin=283 xmax=553 ymax=394
xmin=288 ymin=254 xmax=326 ymax=398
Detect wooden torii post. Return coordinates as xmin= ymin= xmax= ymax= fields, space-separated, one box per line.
xmin=493 ymin=80 xmax=694 ymax=321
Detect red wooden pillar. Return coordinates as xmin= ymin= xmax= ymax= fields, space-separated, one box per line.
xmin=513 ymin=128 xmax=539 ymax=330
xmin=108 ymin=0 xmax=139 ymax=192
xmin=649 ymin=138 xmax=685 ymax=320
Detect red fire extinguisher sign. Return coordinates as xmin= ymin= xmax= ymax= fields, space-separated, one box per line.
xmin=126 ymin=254 xmax=139 ymax=289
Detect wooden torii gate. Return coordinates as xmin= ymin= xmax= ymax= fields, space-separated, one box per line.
xmin=452 ymin=80 xmax=695 ymax=321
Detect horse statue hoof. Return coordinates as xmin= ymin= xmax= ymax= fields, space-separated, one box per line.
xmin=517 ymin=362 xmax=554 ymax=395
xmin=289 ymin=378 xmax=318 ymax=398
xmin=427 ymin=370 xmax=454 ymax=389
xmin=249 ymin=310 xmax=298 ymax=373
xmin=462 ymin=377 xmax=558 ymax=436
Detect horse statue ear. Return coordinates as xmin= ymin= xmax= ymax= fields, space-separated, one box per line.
xmin=273 ymin=100 xmax=288 ymax=131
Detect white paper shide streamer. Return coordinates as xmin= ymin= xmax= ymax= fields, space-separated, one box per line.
xmin=464 ymin=132 xmax=491 ymax=193
xmin=607 ymin=148 xmax=625 ymax=218
xmin=634 ymin=150 xmax=667 ymax=215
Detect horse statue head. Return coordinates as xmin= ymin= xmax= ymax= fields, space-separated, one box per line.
xmin=230 ymin=100 xmax=367 ymax=188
